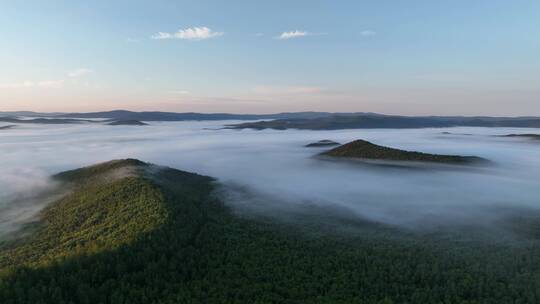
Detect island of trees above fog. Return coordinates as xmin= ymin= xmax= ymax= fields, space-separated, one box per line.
xmin=498 ymin=134 xmax=540 ymax=140
xmin=2 ymin=158 xmax=540 ymax=303
xmin=305 ymin=139 xmax=341 ymax=147
xmin=321 ymin=139 xmax=488 ymax=165
xmin=106 ymin=120 xmax=148 ymax=126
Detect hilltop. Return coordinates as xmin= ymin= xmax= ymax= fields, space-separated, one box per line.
xmin=322 ymin=139 xmax=487 ymax=164
xmin=0 ymin=159 xmax=214 ymax=269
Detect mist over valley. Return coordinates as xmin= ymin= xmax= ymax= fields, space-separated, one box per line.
xmin=2 ymin=121 xmax=539 ymax=238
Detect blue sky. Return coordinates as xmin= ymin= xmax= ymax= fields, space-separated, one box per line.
xmin=1 ymin=0 xmax=539 ymax=115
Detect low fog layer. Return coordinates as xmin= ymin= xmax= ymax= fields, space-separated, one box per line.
xmin=1 ymin=122 xmax=540 ymax=236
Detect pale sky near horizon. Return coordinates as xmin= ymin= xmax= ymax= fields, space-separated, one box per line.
xmin=1 ymin=0 xmax=539 ymax=115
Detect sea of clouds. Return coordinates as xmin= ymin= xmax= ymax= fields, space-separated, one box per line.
xmin=1 ymin=121 xmax=539 ymax=237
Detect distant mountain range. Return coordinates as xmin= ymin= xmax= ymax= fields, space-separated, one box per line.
xmin=0 ymin=110 xmax=344 ymax=121
xmin=2 ymin=110 xmax=540 ymax=129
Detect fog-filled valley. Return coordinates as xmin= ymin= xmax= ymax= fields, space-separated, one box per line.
xmin=2 ymin=121 xmax=540 ymax=240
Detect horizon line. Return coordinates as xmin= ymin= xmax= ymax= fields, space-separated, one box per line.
xmin=1 ymin=109 xmax=540 ymax=118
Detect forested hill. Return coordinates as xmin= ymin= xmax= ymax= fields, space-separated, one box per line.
xmin=2 ymin=159 xmax=540 ymax=303
xmin=322 ymin=139 xmax=487 ymax=164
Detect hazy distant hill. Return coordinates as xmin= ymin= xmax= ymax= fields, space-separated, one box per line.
xmin=57 ymin=110 xmax=341 ymax=121
xmin=107 ymin=119 xmax=148 ymax=126
xmin=0 ymin=117 xmax=90 ymax=124
xmin=0 ymin=111 xmax=62 ymax=117
xmin=499 ymin=134 xmax=540 ymax=140
xmin=3 ymin=159 xmax=540 ymax=303
xmin=3 ymin=110 xmax=540 ymax=128
xmin=305 ymin=139 xmax=341 ymax=147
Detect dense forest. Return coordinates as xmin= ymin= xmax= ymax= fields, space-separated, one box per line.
xmin=1 ymin=159 xmax=540 ymax=303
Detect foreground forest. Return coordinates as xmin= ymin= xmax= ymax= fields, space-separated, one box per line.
xmin=1 ymin=159 xmax=540 ymax=303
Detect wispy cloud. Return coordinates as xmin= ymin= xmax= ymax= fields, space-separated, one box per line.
xmin=0 ymin=80 xmax=64 ymax=89
xmin=360 ymin=30 xmax=376 ymax=37
xmin=275 ymin=30 xmax=328 ymax=40
xmin=276 ymin=30 xmax=309 ymax=40
xmin=151 ymin=27 xmax=224 ymax=40
xmin=68 ymin=68 xmax=93 ymax=78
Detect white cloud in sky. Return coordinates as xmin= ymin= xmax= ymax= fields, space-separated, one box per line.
xmin=360 ymin=30 xmax=376 ymax=36
xmin=151 ymin=27 xmax=224 ymax=40
xmin=152 ymin=32 xmax=172 ymax=39
xmin=68 ymin=68 xmax=93 ymax=78
xmin=276 ymin=30 xmax=309 ymax=40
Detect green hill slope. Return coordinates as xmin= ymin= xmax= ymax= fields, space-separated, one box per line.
xmin=1 ymin=159 xmax=540 ymax=303
xmin=0 ymin=159 xmax=216 ymax=303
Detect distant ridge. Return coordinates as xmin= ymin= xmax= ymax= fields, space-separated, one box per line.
xmin=2 ymin=110 xmax=540 ymax=128
xmin=498 ymin=134 xmax=540 ymax=140
xmin=56 ymin=110 xmax=341 ymax=121
xmin=0 ymin=117 xmax=90 ymax=124
xmin=229 ymin=114 xmax=540 ymax=130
